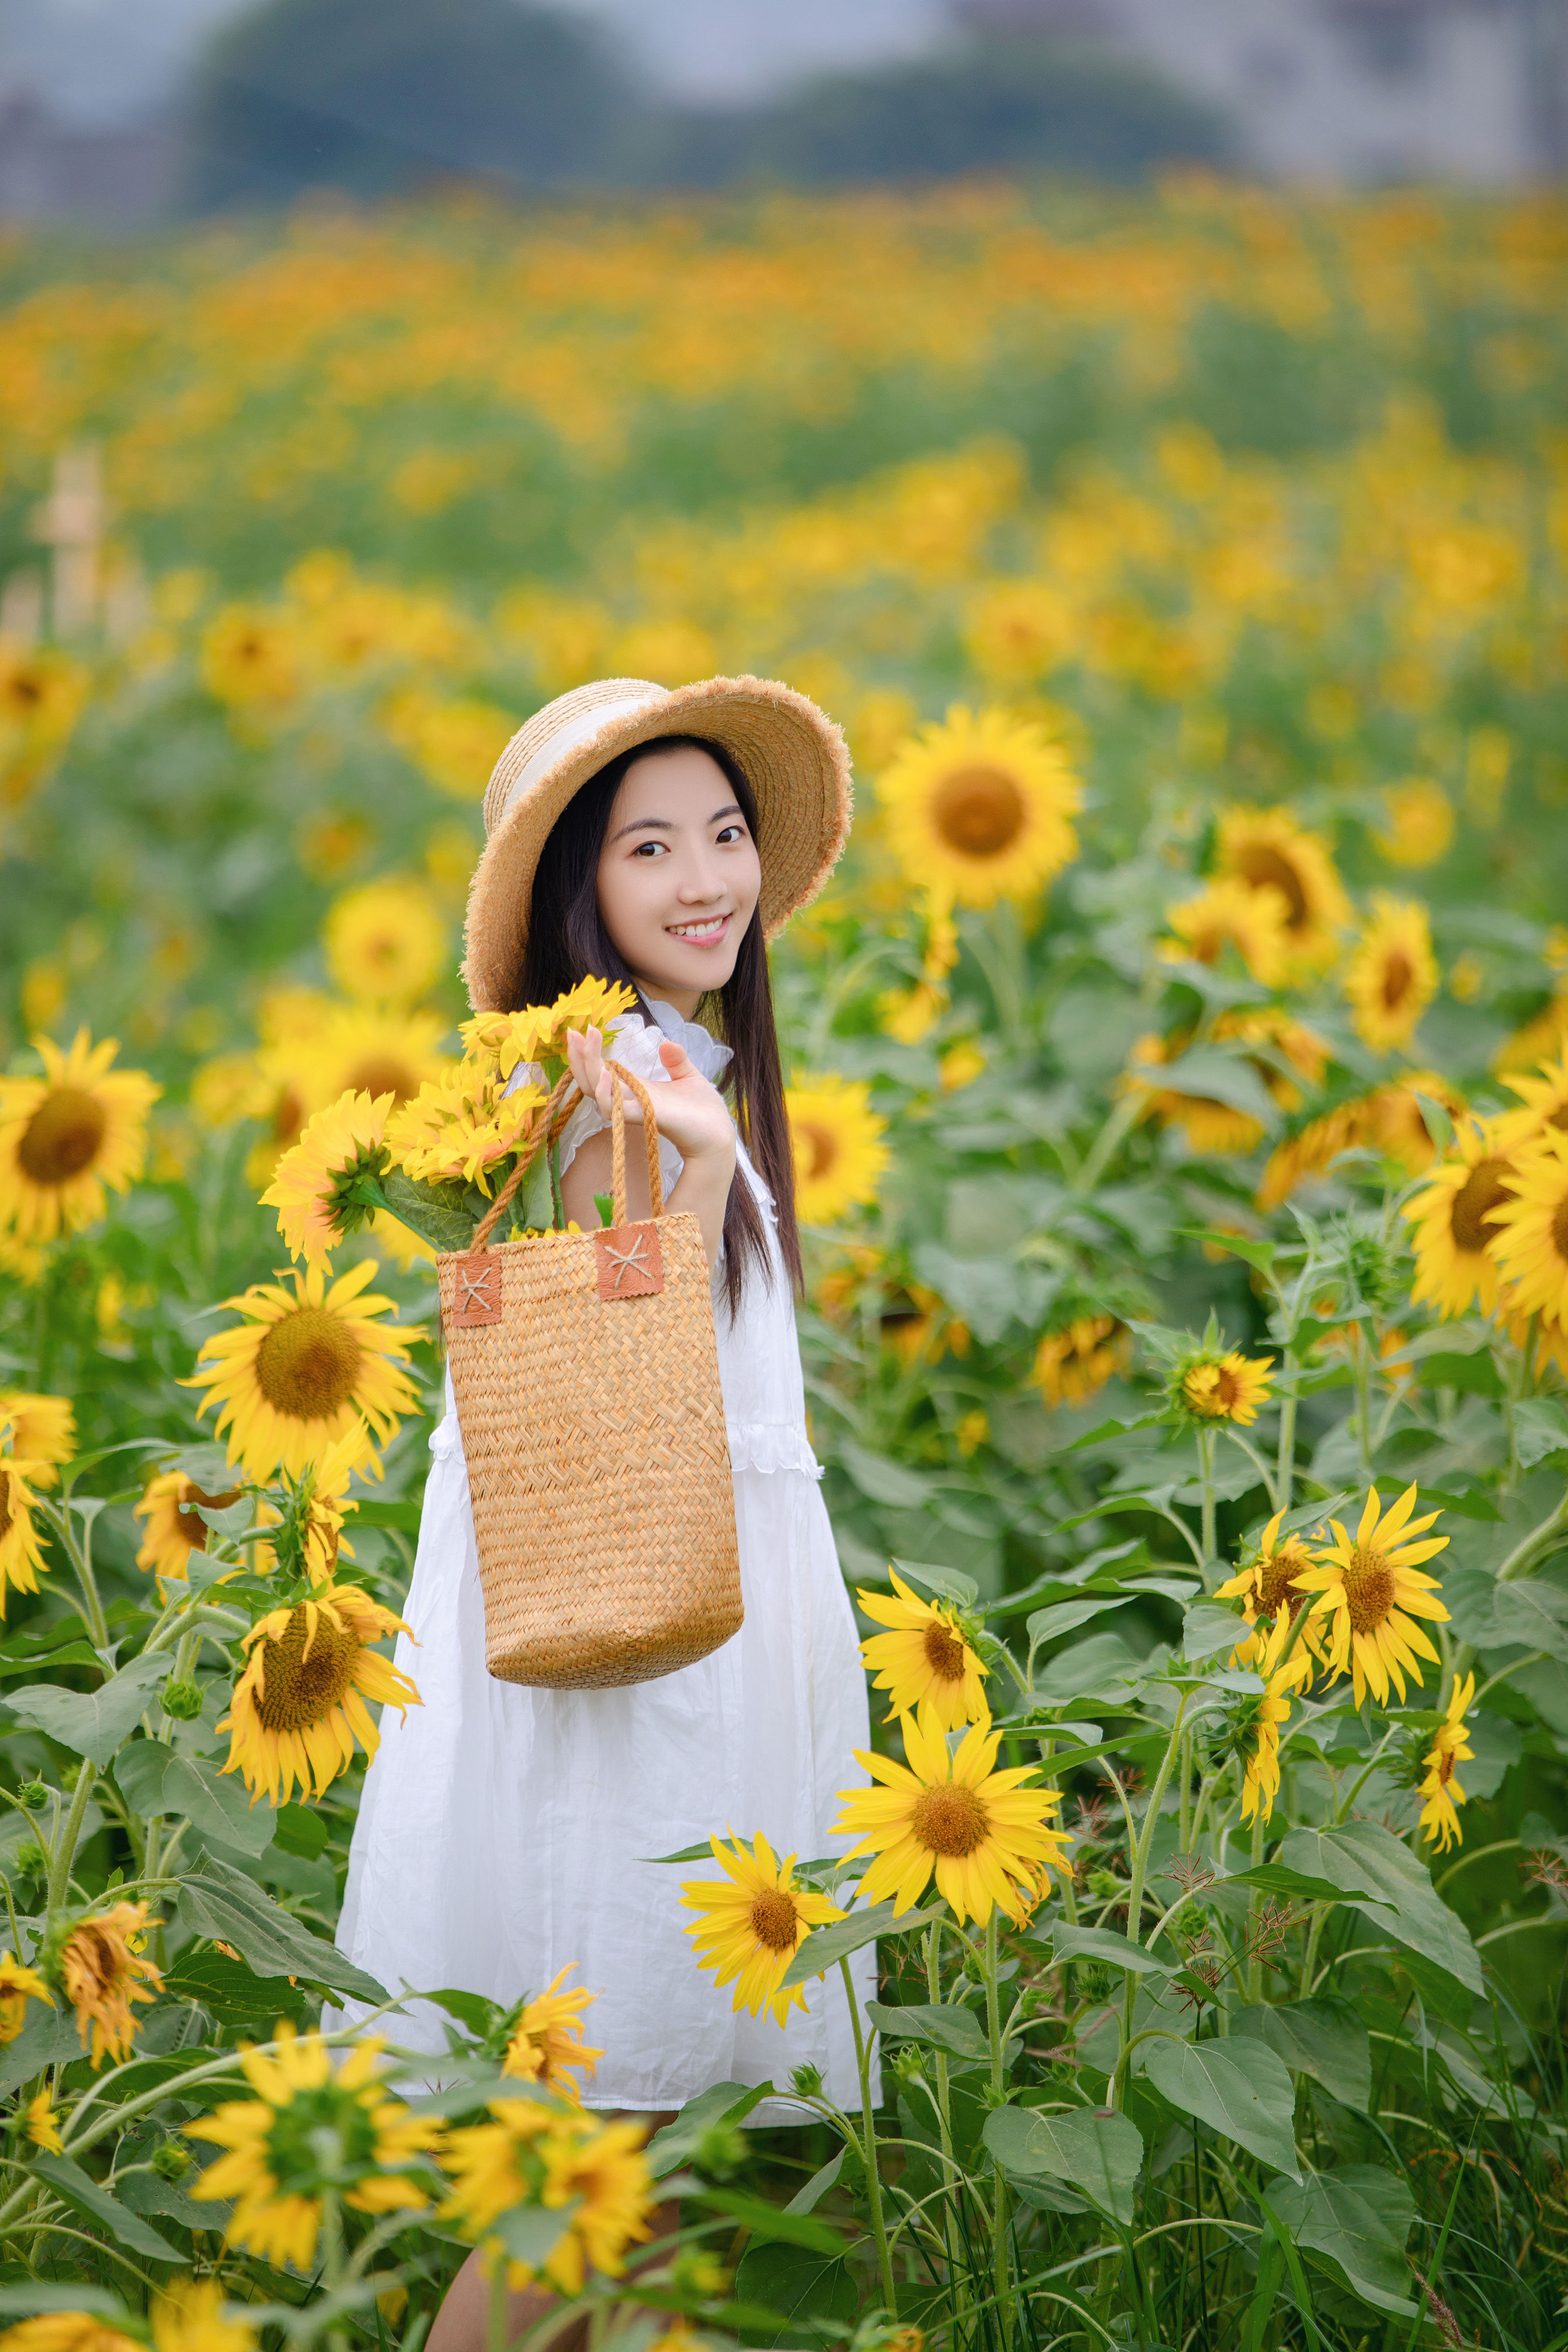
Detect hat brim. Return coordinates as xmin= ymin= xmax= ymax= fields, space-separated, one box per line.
xmin=463 ymin=673 xmax=853 ymax=1013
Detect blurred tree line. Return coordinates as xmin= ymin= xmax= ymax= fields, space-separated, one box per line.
xmin=184 ymin=0 xmax=1234 ymax=208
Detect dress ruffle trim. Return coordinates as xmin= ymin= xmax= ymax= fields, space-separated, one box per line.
xmin=726 ymin=1425 xmax=823 ymax=1479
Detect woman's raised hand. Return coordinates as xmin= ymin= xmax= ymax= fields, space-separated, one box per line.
xmin=564 ymin=1026 xmax=736 ymax=1168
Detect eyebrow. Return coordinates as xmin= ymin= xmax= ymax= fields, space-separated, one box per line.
xmin=610 ymin=803 xmax=744 ymax=843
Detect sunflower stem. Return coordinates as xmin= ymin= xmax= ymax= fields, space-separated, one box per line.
xmin=1245 ymin=1800 xmax=1267 ymax=2003
xmin=838 ymin=1954 xmax=897 ymax=2319
xmin=45 ymin=1761 xmax=96 ymax=1920
xmin=982 ymin=1908 xmax=1015 ymax=2344
xmin=37 ymin=1495 xmax=110 ymax=1652
xmin=1074 ymin=1090 xmax=1143 ymax=1197
xmin=486 ymin=2259 xmax=509 ymax=2352
xmin=923 ymin=1924 xmax=965 ymax=2329
xmin=1197 ymin=1428 xmax=1217 ymax=1566
xmin=1178 ymin=1729 xmax=1193 ymax=1855
xmin=1112 ymin=1695 xmax=1189 ymax=2109
xmin=1274 ymin=1357 xmax=1299 ymax=1513
xmin=1354 ymin=1324 xmax=1373 ymax=1481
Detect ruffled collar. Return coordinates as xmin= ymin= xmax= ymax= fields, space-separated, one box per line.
xmin=623 ymin=1000 xmax=733 ymax=1086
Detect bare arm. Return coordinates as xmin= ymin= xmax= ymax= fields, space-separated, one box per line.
xmin=560 ymin=1027 xmax=736 ymax=1268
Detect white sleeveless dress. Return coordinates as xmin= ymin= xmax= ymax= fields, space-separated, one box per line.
xmin=336 ymin=1004 xmax=876 ymax=2120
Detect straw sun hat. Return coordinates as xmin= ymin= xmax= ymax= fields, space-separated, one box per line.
xmin=463 ymin=673 xmax=853 ymax=1013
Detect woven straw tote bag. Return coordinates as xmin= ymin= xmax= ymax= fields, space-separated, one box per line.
xmin=436 ymin=1060 xmax=742 ymax=1689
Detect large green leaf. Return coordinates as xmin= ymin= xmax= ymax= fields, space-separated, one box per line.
xmin=3 ymin=1650 xmax=172 ymax=1767
xmin=983 ymin=2103 xmax=1143 ymax=2225
xmin=645 ymin=2079 xmax=774 ymax=2180
xmin=0 ymin=2003 xmax=81 ymax=2093
xmin=33 ymin=2153 xmax=181 ymax=2264
xmin=693 ymin=2186 xmax=847 ymax=2256
xmin=163 ymin=1951 xmax=312 ymax=2030
xmin=732 ymin=2241 xmax=856 ymax=2345
xmin=1269 ymin=2166 xmax=1416 ymax=2315
xmin=1050 ymin=1924 xmax=1174 ymax=1977
xmin=1278 ymin=1819 xmax=1482 ymax=1994
xmin=779 ymin=1901 xmax=940 ymax=1989
xmin=114 ymin=1737 xmax=175 ymax=1818
xmin=1153 ymin=1045 xmax=1281 ymax=1130
xmin=1182 ymin=1602 xmax=1246 ymax=1661
xmin=1492 ymin=1577 xmax=1568 ymax=1664
xmin=1512 ymin=1398 xmax=1568 ymax=1468
xmin=160 ymin=1753 xmax=276 ymax=1859
xmin=866 ymin=1999 xmax=990 ymax=2062
xmin=176 ymin=1855 xmax=386 ymax=2003
xmin=839 ymin=1443 xmax=933 ymax=1508
xmin=1142 ymin=2035 xmax=1300 ymax=2179
xmin=1027 ymin=1594 xmax=1138 ymax=1645
xmin=1233 ymin=1999 xmax=1371 ymax=2112
xmin=376 ymin=1169 xmax=485 ymax=1254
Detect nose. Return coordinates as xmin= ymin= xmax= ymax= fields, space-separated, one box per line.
xmin=674 ymin=845 xmax=727 ymax=903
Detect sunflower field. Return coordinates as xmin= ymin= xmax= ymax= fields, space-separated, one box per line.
xmin=2 ymin=175 xmax=1568 ymax=2351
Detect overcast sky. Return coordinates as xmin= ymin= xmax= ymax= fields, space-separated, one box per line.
xmin=0 ymin=0 xmax=950 ymax=121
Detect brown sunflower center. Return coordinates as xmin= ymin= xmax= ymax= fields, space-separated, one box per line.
xmin=174 ymin=1485 xmax=241 ymax=1550
xmin=0 ymin=1481 xmax=12 ymax=1542
xmin=18 ymin=1087 xmax=107 ymax=1185
xmin=1258 ymin=1547 xmax=1310 ymax=1620
xmin=748 ymin=1889 xmax=800 ymax=1953
xmin=344 ymin=1055 xmax=419 ymax=1103
xmin=254 ymin=1306 xmax=364 ymax=1423
xmin=64 ymin=1923 xmax=123 ymax=2005
xmin=922 ymin=1618 xmax=969 ymax=1683
xmin=5 ymin=671 xmax=44 ymax=713
xmin=932 ymin=767 xmax=1026 ymax=859
xmin=1380 ymin=949 xmax=1414 ymax=1012
xmin=1213 ymin=1365 xmax=1243 ymax=1409
xmin=1342 ymin=1546 xmax=1395 ymax=1635
xmin=254 ymin=1606 xmax=361 ymax=1732
xmin=911 ymin=1783 xmax=988 ymax=1858
xmin=1450 ymin=1156 xmax=1513 ymax=1254
xmin=797 ymin=1121 xmax=837 ymax=1182
xmin=1233 ymin=844 xmax=1308 ymax=929
xmin=1551 ymin=1193 xmax=1568 ymax=1265
xmin=1548 ymin=1105 xmax=1568 ymax=1134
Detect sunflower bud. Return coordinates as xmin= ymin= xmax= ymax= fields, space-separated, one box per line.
xmin=692 ymin=2120 xmax=748 ymax=2181
xmin=152 ymin=2139 xmax=194 ymax=2181
xmin=161 ymin=1679 xmax=204 ymax=1721
xmin=789 ymin=2060 xmax=823 ymax=2099
xmin=12 ymin=1841 xmax=45 ymax=1878
xmin=16 ymin=1782 xmax=47 ymax=1811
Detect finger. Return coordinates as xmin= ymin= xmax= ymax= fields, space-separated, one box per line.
xmin=659 ymin=1040 xmax=696 ymax=1080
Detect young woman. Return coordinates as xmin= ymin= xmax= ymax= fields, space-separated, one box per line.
xmin=335 ymin=677 xmax=875 ymax=2343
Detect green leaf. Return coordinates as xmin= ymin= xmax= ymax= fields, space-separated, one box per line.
xmin=866 ymin=1999 xmax=990 ymax=2062
xmin=1142 ymin=2035 xmax=1300 ymax=2178
xmin=1049 ymin=1924 xmax=1174 ymax=1977
xmin=693 ymin=2186 xmax=847 ymax=2254
xmin=983 ymin=2102 xmax=1143 ymax=2224
xmin=274 ymin=1801 xmax=330 ymax=1860
xmin=1513 ymin=1398 xmax=1568 ymax=1469
xmin=176 ymin=1854 xmax=386 ymax=2003
xmin=32 ymin=2153 xmax=181 ymax=2264
xmin=785 ymin=2150 xmax=844 ymax=2215
xmin=732 ymin=2240 xmax=856 ymax=2343
xmin=1233 ymin=1998 xmax=1371 ymax=2111
xmin=1181 ymin=1228 xmax=1279 ymax=1274
xmin=1221 ymin=1864 xmax=1389 ymax=1911
xmin=1154 ymin=1045 xmax=1282 ymax=1130
xmin=3 ymin=1650 xmax=172 ymax=1766
xmin=376 ymin=1168 xmax=483 ymax=1254
xmin=161 ymin=1753 xmax=276 ymax=1858
xmin=839 ymin=1444 xmax=933 ymax=1508
xmin=114 ymin=1736 xmax=175 ymax=1818
xmin=115 ymin=2164 xmax=233 ymax=2236
xmin=0 ymin=2002 xmax=80 ymax=2094
xmin=779 ymin=1901 xmax=941 ymax=1988
xmin=1268 ymin=2166 xmax=1416 ymax=2315
xmin=162 ymin=1951 xmax=311 ymax=2030
xmin=491 ymin=2200 xmax=577 ymax=2270
xmin=889 ymin=1558 xmax=980 ymax=1609
xmin=1491 ymin=1577 xmax=1568 ymax=1664
xmin=645 ymin=2080 xmax=774 ymax=2179
xmin=1182 ymin=1601 xmax=1245 ymax=1661
xmin=1278 ymin=1819 xmax=1483 ymax=1994
xmin=1411 ymin=1350 xmax=1505 ymax=1396
xmin=351 ymin=1498 xmax=423 ymax=1533
xmin=0 ymin=2290 xmax=126 ymax=2322
xmin=1027 ymin=1594 xmax=1138 ymax=1645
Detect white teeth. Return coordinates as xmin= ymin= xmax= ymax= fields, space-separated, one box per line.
xmin=669 ymin=917 xmax=728 ymax=940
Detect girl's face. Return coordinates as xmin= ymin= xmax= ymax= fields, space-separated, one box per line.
xmin=595 ymin=743 xmax=761 ymax=1017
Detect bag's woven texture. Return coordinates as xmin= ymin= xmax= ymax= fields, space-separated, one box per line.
xmin=437 ymin=1064 xmax=742 ymax=1688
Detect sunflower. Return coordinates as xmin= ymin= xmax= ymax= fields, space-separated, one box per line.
xmin=322 ymin=877 xmax=448 ymax=1006
xmin=1160 ymin=877 xmax=1291 ymax=988
xmin=0 ymin=1460 xmax=52 ymax=1617
xmin=134 ymin=1469 xmax=244 ymax=1589
xmin=382 ymin=687 xmax=517 ymax=800
xmin=24 ymin=2089 xmax=62 ymax=2152
xmin=276 ymin=1427 xmax=365 ymax=1586
xmin=1295 ymin=1483 xmax=1450 ymax=1708
xmin=59 ymin=1901 xmax=163 ymax=2067
xmin=1178 ymin=1351 xmax=1274 ymax=1426
xmin=786 ymin=1077 xmax=889 ymax=1225
xmin=1485 ymin=1131 xmax=1568 ymax=1325
xmin=1375 ymin=779 xmax=1455 ymax=869
xmin=876 ymin=704 xmax=1081 ymax=908
xmin=0 ymin=2320 xmax=140 ymax=2352
xmin=192 ymin=2024 xmax=437 ymax=2272
xmin=1418 ymin=1671 xmax=1476 ymax=1854
xmin=1498 ymin=1051 xmax=1568 ymax=1148
xmin=857 ymin=1568 xmax=989 ymax=1728
xmin=0 ymin=1392 xmax=74 ymax=1481
xmin=262 ymin=1090 xmax=395 ymax=1268
xmin=1344 ymin=895 xmax=1439 ymax=1053
xmin=0 ymin=1029 xmax=160 ymax=1243
xmin=1132 ymin=1012 xmax=1325 ymax=1157
xmin=461 ymin=979 xmax=638 ymax=1081
xmin=310 ymin=1002 xmax=453 ymax=1110
xmin=681 ymin=1832 xmax=844 ymax=2027
xmin=151 ymin=2278 xmax=257 ymax=2352
xmin=440 ymin=2100 xmax=654 ymax=2296
xmin=1032 ymin=1315 xmax=1130 ymax=1409
xmin=0 ymin=642 xmax=89 ymax=802
xmin=1238 ymin=1669 xmax=1294 ymax=1826
xmin=387 ymin=1062 xmax=547 ymax=1194
xmin=1497 ymin=991 xmax=1568 ymax=1078
xmin=1213 ymin=805 xmax=1350 ymax=973
xmin=0 ymin=1951 xmax=52 ymax=2045
xmin=186 ymin=1258 xmax=422 ymax=1481
xmin=962 ymin=578 xmax=1077 ymax=682
xmin=832 ymin=1704 xmax=1070 ymax=1926
xmin=1360 ymin=1070 xmax=1466 ymax=1173
xmin=1214 ymin=1512 xmax=1324 ymax=1688
xmin=1402 ymin=1117 xmax=1518 ymax=1320
xmin=501 ymin=1965 xmax=603 ymax=2098
xmin=221 ymin=1584 xmax=419 ymax=1803
xmin=201 ymin=605 xmax=302 ymax=708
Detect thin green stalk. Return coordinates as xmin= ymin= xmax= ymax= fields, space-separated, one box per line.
xmin=1178 ymin=1728 xmax=1193 ymax=1855
xmin=1074 ymin=1091 xmax=1143 ymax=1197
xmin=1245 ymin=1800 xmax=1267 ymax=2003
xmin=983 ymin=1908 xmax=1013 ymax=2347
xmin=1197 ymin=1427 xmax=1217 ymax=1565
xmin=839 ymin=1955 xmax=897 ymax=2319
xmin=45 ymin=1763 xmax=96 ymax=1917
xmin=923 ymin=1924 xmax=965 ymax=2330
xmin=1112 ymin=1696 xmax=1189 ymax=2107
xmin=1274 ymin=1360 xmax=1299 ymax=1513
xmin=487 ymin=2259 xmax=509 ymax=2352
xmin=37 ymin=1498 xmax=110 ymax=1651
xmin=1354 ymin=1324 xmax=1373 ymax=1481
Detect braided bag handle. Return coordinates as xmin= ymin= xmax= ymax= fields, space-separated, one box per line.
xmin=472 ymin=1058 xmax=664 ymax=1252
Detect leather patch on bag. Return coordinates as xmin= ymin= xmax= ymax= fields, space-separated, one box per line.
xmin=450 ymin=1253 xmax=504 ymax=1325
xmin=594 ymin=1221 xmax=664 ymax=1300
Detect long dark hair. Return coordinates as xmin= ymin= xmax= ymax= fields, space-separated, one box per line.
xmin=515 ymin=734 xmax=802 ymax=1315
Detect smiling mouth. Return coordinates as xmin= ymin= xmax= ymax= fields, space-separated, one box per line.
xmin=666 ymin=915 xmax=731 ymax=943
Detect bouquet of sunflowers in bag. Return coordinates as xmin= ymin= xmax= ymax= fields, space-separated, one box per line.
xmin=261 ymin=979 xmax=637 ymax=1267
